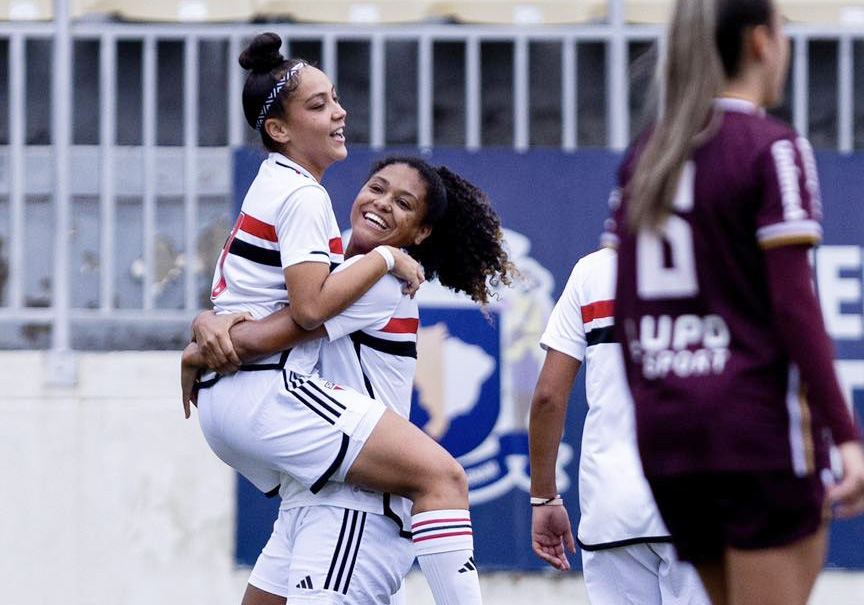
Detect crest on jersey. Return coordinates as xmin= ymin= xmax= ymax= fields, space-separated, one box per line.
xmin=411 ymin=229 xmax=572 ymax=504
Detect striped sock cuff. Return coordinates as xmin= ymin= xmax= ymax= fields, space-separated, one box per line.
xmin=411 ymin=509 xmax=474 ymax=556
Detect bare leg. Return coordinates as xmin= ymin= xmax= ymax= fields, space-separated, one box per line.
xmin=346 ymin=411 xmax=481 ymax=604
xmin=695 ymin=559 xmax=728 ymax=605
xmin=346 ymin=410 xmax=469 ymax=513
xmin=241 ymin=584 xmax=285 ymax=605
xmin=726 ymin=526 xmax=827 ymax=605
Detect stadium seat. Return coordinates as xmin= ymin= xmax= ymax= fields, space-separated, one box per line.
xmin=431 ymin=0 xmax=604 ymax=25
xmin=625 ymin=0 xmax=864 ymax=25
xmin=74 ymin=0 xmax=255 ymax=22
xmin=0 ymin=0 xmax=52 ymax=20
xmin=252 ymin=0 xmax=435 ymax=24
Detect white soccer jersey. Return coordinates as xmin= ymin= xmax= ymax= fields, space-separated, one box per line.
xmin=210 ymin=153 xmax=344 ymax=375
xmin=279 ymin=254 xmax=417 ymax=532
xmin=540 ymin=247 xmax=670 ymax=548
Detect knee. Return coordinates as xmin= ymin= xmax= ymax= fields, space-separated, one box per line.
xmin=430 ymin=456 xmax=468 ymax=499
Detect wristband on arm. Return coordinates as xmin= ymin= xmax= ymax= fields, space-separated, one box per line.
xmin=530 ymin=495 xmax=564 ymax=507
xmin=373 ymin=245 xmax=395 ymax=272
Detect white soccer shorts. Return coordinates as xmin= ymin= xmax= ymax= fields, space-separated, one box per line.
xmin=249 ymin=504 xmax=416 ymax=603
xmin=196 ymin=359 xmax=386 ymax=494
xmin=582 ymin=542 xmax=710 ymax=605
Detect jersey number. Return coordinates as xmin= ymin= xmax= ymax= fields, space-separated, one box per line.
xmin=636 ymin=162 xmax=699 ymax=299
xmin=211 ymin=213 xmax=244 ymax=298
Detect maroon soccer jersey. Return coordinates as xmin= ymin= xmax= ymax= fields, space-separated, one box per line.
xmin=607 ymin=98 xmax=849 ymax=478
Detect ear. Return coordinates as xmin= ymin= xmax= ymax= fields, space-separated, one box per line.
xmin=264 ymin=117 xmax=291 ymax=144
xmin=413 ymin=224 xmax=433 ymax=246
xmin=748 ymin=24 xmax=773 ymax=63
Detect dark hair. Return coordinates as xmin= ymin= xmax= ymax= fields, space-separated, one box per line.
xmin=238 ymin=32 xmax=308 ymax=152
xmin=628 ymin=0 xmax=775 ymax=231
xmin=716 ymin=0 xmax=773 ymax=78
xmin=369 ymin=157 xmax=514 ymax=306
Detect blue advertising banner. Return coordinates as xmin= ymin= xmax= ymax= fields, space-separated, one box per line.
xmin=233 ymin=147 xmax=864 ymax=571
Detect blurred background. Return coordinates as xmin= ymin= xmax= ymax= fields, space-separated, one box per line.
xmin=1 ymin=1 xmax=863 ymax=603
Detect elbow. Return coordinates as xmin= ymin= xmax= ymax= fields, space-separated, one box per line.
xmin=290 ymin=304 xmax=324 ymax=331
xmin=530 ymin=389 xmax=564 ymax=416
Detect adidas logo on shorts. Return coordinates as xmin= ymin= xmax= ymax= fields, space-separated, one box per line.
xmin=458 ymin=556 xmax=476 ymax=573
xmin=296 ymin=575 xmax=314 ymax=589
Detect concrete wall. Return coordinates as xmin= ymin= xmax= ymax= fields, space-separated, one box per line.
xmin=2 ymin=351 xmax=862 ymax=605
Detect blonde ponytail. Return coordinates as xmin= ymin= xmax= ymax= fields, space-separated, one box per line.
xmin=627 ymin=0 xmax=724 ymax=231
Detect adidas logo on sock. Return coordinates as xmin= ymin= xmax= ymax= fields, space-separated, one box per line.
xmin=296 ymin=575 xmax=314 ymax=589
xmin=458 ymin=556 xmax=476 ymax=573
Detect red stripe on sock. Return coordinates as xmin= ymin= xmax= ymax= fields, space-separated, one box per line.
xmin=412 ymin=518 xmax=470 ymax=529
xmin=413 ymin=531 xmax=474 ymax=543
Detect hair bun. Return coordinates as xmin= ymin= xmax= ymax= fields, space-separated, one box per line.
xmin=239 ymin=32 xmax=284 ymax=74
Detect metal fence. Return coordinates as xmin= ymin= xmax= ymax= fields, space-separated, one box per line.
xmin=1 ymin=10 xmax=864 ymax=361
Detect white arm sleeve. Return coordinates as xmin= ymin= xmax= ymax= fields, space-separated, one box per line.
xmin=540 ymin=262 xmax=587 ymax=362
xmin=275 ymin=184 xmax=336 ymax=268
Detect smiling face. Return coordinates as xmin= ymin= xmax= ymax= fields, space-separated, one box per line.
xmin=268 ymin=66 xmax=347 ymax=180
xmin=347 ymin=163 xmax=433 ymax=256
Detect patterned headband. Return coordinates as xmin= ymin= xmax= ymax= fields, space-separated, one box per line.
xmin=255 ymin=61 xmax=307 ymax=132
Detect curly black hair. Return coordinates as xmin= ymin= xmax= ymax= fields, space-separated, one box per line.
xmin=238 ymin=32 xmax=309 ymax=152
xmin=369 ymin=157 xmax=515 ymax=306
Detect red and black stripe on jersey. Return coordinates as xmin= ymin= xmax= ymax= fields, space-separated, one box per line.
xmin=582 ymin=299 xmax=616 ymax=346
xmin=349 ymin=316 xmax=418 ymax=399
xmin=222 ymin=212 xmax=345 ymax=269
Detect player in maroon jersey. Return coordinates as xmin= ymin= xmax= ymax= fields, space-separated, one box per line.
xmin=605 ymin=1 xmax=864 ymax=604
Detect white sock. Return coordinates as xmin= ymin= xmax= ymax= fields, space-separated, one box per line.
xmin=412 ymin=509 xmax=482 ymax=605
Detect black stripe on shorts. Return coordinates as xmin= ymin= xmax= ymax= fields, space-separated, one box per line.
xmin=310 ymin=433 xmax=350 ymax=494
xmin=282 ymin=373 xmax=338 ymax=424
xmin=324 ymin=509 xmax=367 ymax=594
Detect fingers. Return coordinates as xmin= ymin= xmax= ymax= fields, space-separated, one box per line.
xmin=389 ymin=249 xmax=425 ymax=297
xmin=532 ymin=541 xmax=570 ymax=571
xmin=400 ymin=266 xmax=425 ymax=298
xmin=194 ymin=312 xmax=247 ymax=370
xmin=202 ymin=334 xmax=232 ymax=370
xmin=829 ymin=476 xmax=864 ymax=519
xmin=829 ymin=442 xmax=864 ymax=519
xmin=221 ymin=333 xmax=242 ymax=367
xmin=565 ymin=529 xmax=577 ymax=555
xmin=183 ymin=394 xmax=191 ymax=419
xmin=229 ymin=312 xmax=254 ymax=326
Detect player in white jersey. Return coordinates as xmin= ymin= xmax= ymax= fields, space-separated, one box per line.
xmin=184 ymin=156 xmax=513 ymax=604
xmin=188 ymin=32 xmax=514 ymax=604
xmin=528 ymin=248 xmax=709 ymax=604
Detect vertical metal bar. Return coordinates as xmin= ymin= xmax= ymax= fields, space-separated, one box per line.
xmin=466 ymin=36 xmax=481 ymax=151
xmin=52 ymin=0 xmax=72 ymax=351
xmin=838 ymin=35 xmax=853 ymax=153
xmin=184 ymin=36 xmax=199 ymax=311
xmin=514 ymin=35 xmax=529 ymax=151
xmin=370 ymin=34 xmax=385 ymax=150
xmin=793 ymin=35 xmax=809 ymax=138
xmin=8 ymin=34 xmax=25 ymax=310
xmin=323 ymin=34 xmax=337 ymax=88
xmin=99 ymin=33 xmax=117 ymax=312
xmin=418 ymin=35 xmax=433 ymax=149
xmin=562 ymin=37 xmax=577 ymax=151
xmin=228 ymin=35 xmax=244 ymax=147
xmin=142 ymin=36 xmax=157 ymax=310
xmin=608 ymin=0 xmax=629 ymax=150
